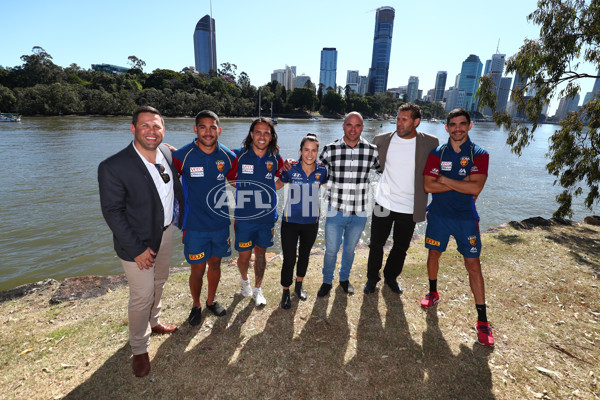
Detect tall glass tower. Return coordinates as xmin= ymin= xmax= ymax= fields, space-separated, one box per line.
xmin=458 ymin=54 xmax=483 ymax=112
xmin=367 ymin=6 xmax=395 ymax=94
xmin=319 ymin=48 xmax=338 ymax=91
xmin=193 ymin=15 xmax=217 ymax=74
xmin=434 ymin=71 xmax=447 ymax=102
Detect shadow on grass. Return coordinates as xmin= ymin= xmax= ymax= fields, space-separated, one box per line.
xmin=422 ymin=309 xmax=494 ymax=399
xmin=546 ymin=227 xmax=600 ymax=277
xmin=494 ymin=234 xmax=526 ymax=245
xmin=63 ymin=288 xmax=494 ymax=399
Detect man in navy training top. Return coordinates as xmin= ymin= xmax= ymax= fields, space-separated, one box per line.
xmin=421 ymin=108 xmax=494 ymax=347
xmin=230 ymin=117 xmax=284 ymax=306
xmin=172 ymin=110 xmax=236 ymax=326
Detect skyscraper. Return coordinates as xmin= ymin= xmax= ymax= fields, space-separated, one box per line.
xmin=193 ymin=15 xmax=217 ymax=74
xmin=458 ymin=54 xmax=483 ymax=112
xmin=346 ymin=70 xmax=359 ymax=94
xmin=407 ymin=76 xmax=419 ymax=102
xmin=434 ymin=71 xmax=447 ymax=102
xmin=482 ymin=53 xmax=506 ymax=115
xmin=319 ymin=48 xmax=338 ymax=91
xmin=497 ymin=77 xmax=512 ymax=113
xmin=367 ymin=6 xmax=395 ymax=94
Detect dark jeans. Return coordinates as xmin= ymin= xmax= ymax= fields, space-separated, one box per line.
xmin=366 ymin=203 xmax=416 ymax=282
xmin=280 ymin=220 xmax=319 ymax=287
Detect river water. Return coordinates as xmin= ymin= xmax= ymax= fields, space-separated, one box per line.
xmin=0 ymin=117 xmax=592 ymax=290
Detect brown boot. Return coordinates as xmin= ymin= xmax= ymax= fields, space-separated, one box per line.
xmin=132 ymin=352 xmax=150 ymax=377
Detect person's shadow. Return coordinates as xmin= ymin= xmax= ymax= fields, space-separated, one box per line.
xmin=63 ymin=294 xmax=252 ymax=399
xmin=421 ymin=308 xmax=494 ymax=399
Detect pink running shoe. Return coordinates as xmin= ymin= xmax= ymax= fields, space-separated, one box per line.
xmin=420 ymin=291 xmax=440 ymax=308
xmin=476 ymin=321 xmax=495 ymax=346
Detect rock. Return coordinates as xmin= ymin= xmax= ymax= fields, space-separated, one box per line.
xmin=0 ymin=279 xmax=58 ymax=303
xmin=584 ymin=215 xmax=600 ymax=226
xmin=505 ymin=216 xmax=573 ymax=230
xmin=50 ymin=275 xmax=128 ymax=304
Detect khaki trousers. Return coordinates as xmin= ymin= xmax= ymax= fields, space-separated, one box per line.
xmin=120 ymin=225 xmax=174 ymax=355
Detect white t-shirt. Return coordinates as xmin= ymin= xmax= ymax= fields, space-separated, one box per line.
xmin=132 ymin=143 xmax=175 ymax=227
xmin=375 ymin=134 xmax=416 ymax=214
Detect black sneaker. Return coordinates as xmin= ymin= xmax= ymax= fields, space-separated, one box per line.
xmin=317 ymin=283 xmax=332 ymax=297
xmin=384 ymin=278 xmax=403 ymax=294
xmin=294 ymin=281 xmax=307 ymax=301
xmin=340 ymin=280 xmax=354 ymax=294
xmin=280 ymin=289 xmax=291 ymax=309
xmin=363 ymin=280 xmax=377 ymax=294
xmin=188 ymin=306 xmax=202 ymax=326
xmin=206 ymin=301 xmax=226 ymax=317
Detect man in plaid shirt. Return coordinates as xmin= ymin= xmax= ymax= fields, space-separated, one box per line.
xmin=317 ymin=111 xmax=380 ymax=297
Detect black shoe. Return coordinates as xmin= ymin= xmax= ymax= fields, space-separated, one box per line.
xmin=294 ymin=281 xmax=307 ymax=301
xmin=363 ymin=280 xmax=377 ymax=294
xmin=317 ymin=283 xmax=332 ymax=297
xmin=340 ymin=280 xmax=354 ymax=294
xmin=384 ymin=278 xmax=403 ymax=294
xmin=206 ymin=301 xmax=227 ymax=317
xmin=188 ymin=306 xmax=202 ymax=326
xmin=281 ymin=289 xmax=291 ymax=309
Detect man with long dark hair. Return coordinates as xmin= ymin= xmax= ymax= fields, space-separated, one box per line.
xmin=230 ymin=117 xmax=284 ymax=306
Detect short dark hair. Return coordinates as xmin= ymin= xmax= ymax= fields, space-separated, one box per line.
xmin=242 ymin=117 xmax=279 ymax=155
xmin=398 ymin=103 xmax=422 ymax=120
xmin=132 ymin=106 xmax=163 ymax=126
xmin=195 ymin=110 xmax=220 ymax=126
xmin=446 ymin=108 xmax=471 ymax=125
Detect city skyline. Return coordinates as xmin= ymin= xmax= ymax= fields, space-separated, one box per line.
xmin=1 ymin=0 xmax=598 ymax=114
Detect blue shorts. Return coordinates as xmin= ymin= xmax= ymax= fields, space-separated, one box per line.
xmin=234 ymin=220 xmax=275 ymax=251
xmin=425 ymin=214 xmax=481 ymax=257
xmin=183 ymin=227 xmax=231 ymax=264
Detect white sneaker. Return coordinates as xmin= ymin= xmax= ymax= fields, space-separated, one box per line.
xmin=241 ymin=278 xmax=252 ymax=297
xmin=253 ymin=287 xmax=266 ymax=306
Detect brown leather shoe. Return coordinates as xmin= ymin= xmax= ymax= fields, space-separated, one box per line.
xmin=151 ymin=322 xmax=177 ymax=334
xmin=132 ymin=353 xmax=150 ymax=377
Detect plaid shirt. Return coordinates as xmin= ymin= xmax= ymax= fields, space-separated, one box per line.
xmin=319 ymin=136 xmax=380 ymax=214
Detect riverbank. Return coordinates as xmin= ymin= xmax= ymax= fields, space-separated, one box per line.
xmin=1 ymin=218 xmax=599 ymax=399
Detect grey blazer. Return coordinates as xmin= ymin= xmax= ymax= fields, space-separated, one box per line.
xmin=372 ymin=131 xmax=439 ymax=223
xmin=98 ymin=143 xmax=185 ymax=261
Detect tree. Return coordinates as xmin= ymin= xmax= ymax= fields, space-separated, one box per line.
xmin=320 ymin=89 xmax=346 ymax=115
xmin=287 ymin=87 xmax=318 ymax=111
xmin=127 ymin=56 xmax=146 ymax=72
xmin=476 ymin=0 xmax=600 ymax=218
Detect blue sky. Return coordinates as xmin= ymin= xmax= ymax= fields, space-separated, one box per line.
xmin=1 ymin=0 xmax=596 ymax=113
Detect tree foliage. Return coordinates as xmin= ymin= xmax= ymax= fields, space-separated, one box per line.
xmin=476 ymin=0 xmax=600 ymax=217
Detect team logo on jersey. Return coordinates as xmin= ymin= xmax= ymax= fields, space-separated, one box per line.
xmin=189 ymin=252 xmax=205 ymax=261
xmin=426 ymin=237 xmax=440 ymax=246
xmin=470 ymin=247 xmax=478 ymax=253
xmin=460 ymin=156 xmax=470 ymax=167
xmin=190 ymin=167 xmax=204 ymax=177
xmin=430 ymin=168 xmax=439 ymax=175
xmin=242 ymin=164 xmax=254 ymax=174
xmin=459 ymin=168 xmax=467 ymax=176
xmin=471 ymin=165 xmax=479 ymax=172
xmin=292 ymin=173 xmax=302 ymax=179
xmin=266 ymin=160 xmax=274 ymax=171
xmin=216 ymin=160 xmax=225 ymax=171
xmin=217 ymin=173 xmax=225 ymax=181
xmin=441 ymin=161 xmax=452 ymax=171
xmin=315 ymin=173 xmax=321 ymax=180
xmin=239 ymin=240 xmax=252 ymax=248
xmin=265 ymin=172 xmax=273 ymax=179
xmin=468 ymin=235 xmax=477 ymax=246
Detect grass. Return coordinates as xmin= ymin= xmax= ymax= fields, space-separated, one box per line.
xmin=1 ymin=223 xmax=599 ymax=399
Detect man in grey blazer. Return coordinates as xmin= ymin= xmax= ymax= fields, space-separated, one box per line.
xmin=364 ymin=103 xmax=439 ymax=294
xmin=98 ymin=106 xmax=184 ymax=377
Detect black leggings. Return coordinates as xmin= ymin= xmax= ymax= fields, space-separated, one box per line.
xmin=280 ymin=220 xmax=319 ymax=287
